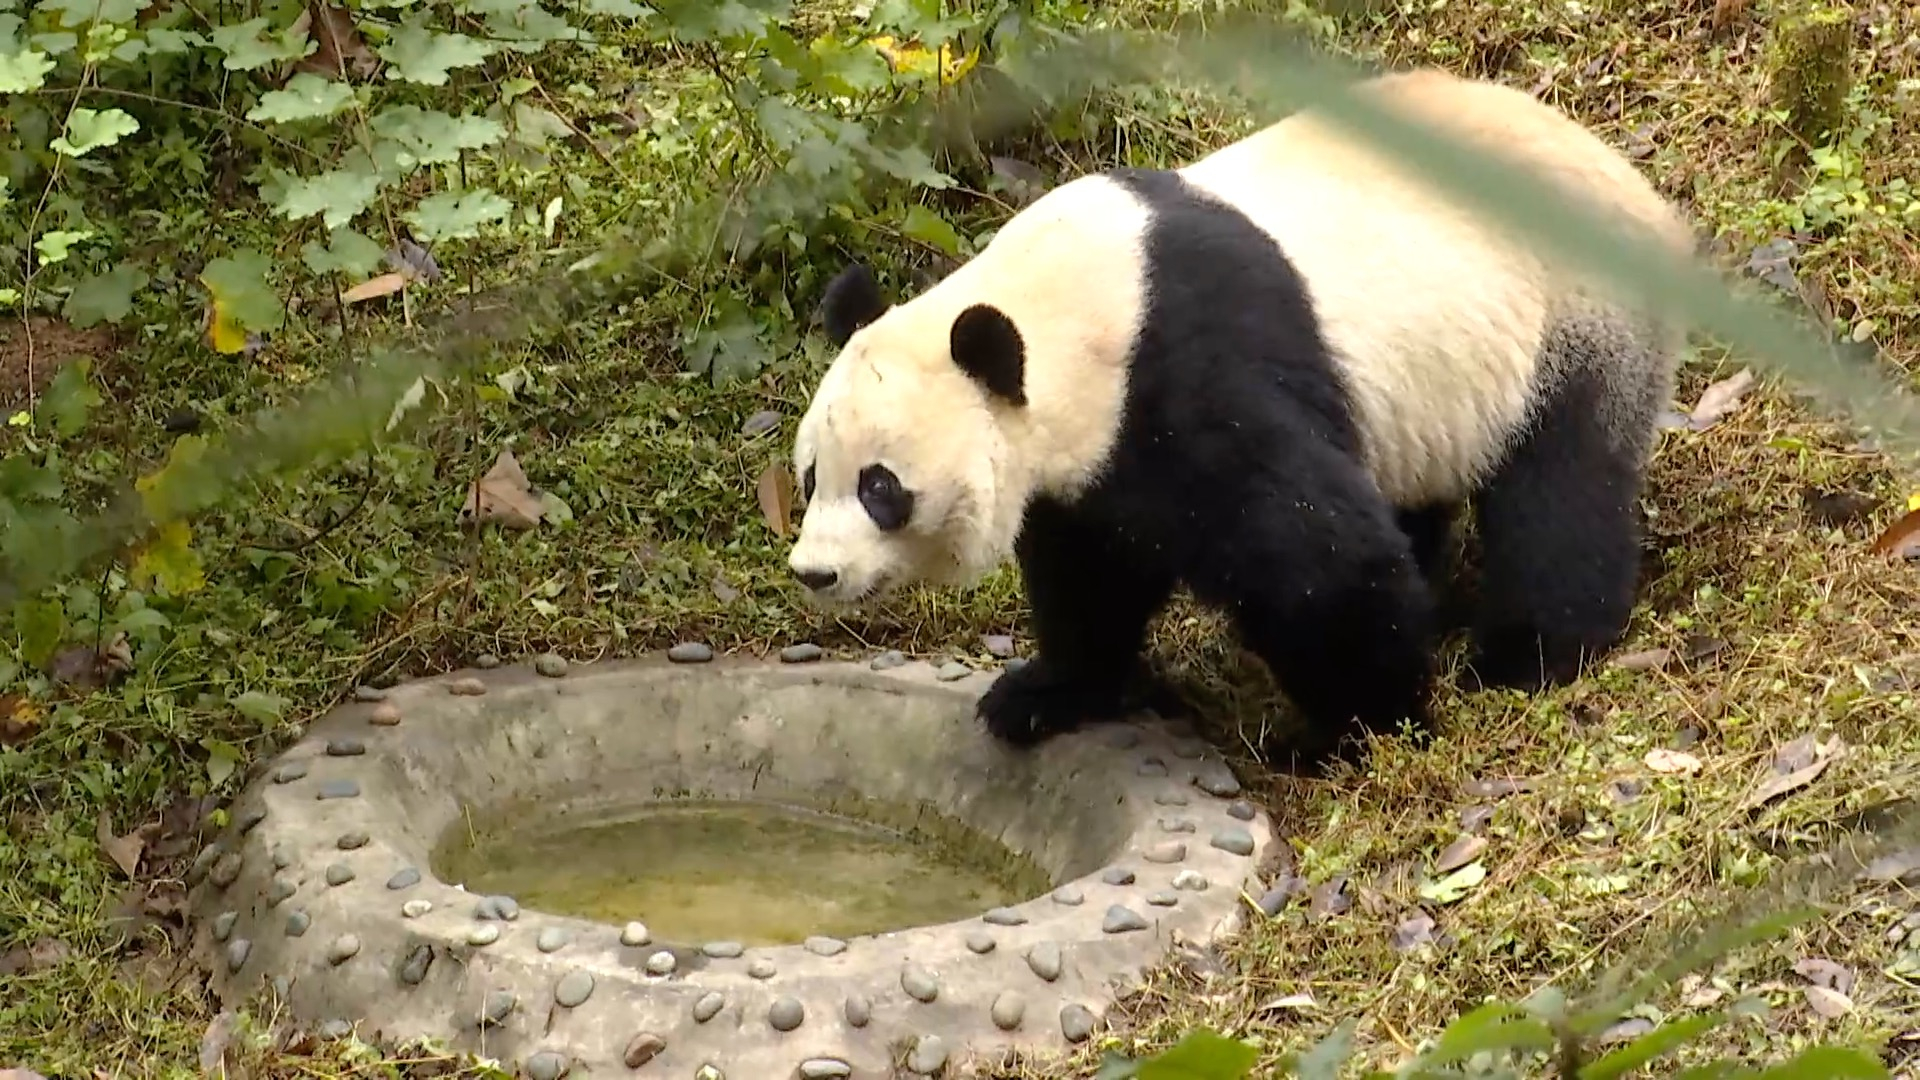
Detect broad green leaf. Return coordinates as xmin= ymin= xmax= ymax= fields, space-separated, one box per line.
xmin=484 ymin=4 xmax=579 ymax=50
xmin=369 ymin=105 xmax=506 ymax=167
xmin=1418 ymin=1001 xmax=1556 ymax=1068
xmin=0 ymin=457 xmax=64 ymax=502
xmin=901 ymin=204 xmax=963 ymax=257
xmin=1288 ymin=1019 xmax=1357 ymax=1080
xmin=203 ymin=738 xmax=242 ymax=787
xmin=199 ymin=250 xmax=283 ymax=353
xmin=1133 ymin=1029 xmax=1260 ymax=1080
xmin=301 ymin=227 xmax=387 ymax=279
xmin=208 ymin=15 xmax=314 ymax=70
xmin=861 ymin=143 xmax=953 ymax=189
xmin=230 ymin=690 xmax=286 ymax=723
xmin=404 ymin=188 xmax=510 ymax=241
xmin=0 ymin=44 xmax=55 ymax=92
xmin=246 ymin=72 xmax=357 ymax=124
xmin=1579 ymin=1013 xmax=1728 ymax=1080
xmin=378 ymin=18 xmax=499 ymax=85
xmin=49 ymin=107 xmax=140 ymax=157
xmin=130 ymin=519 xmax=206 ymax=596
xmin=1752 ymin=1047 xmax=1889 ymax=1080
xmin=42 ymin=357 xmax=103 ymax=438
xmin=272 ymin=167 xmax=381 ymax=230
xmin=1417 ymin=860 xmax=1486 ymax=904
xmin=12 ymin=597 xmax=65 ymax=668
xmin=575 ymin=0 xmax=652 ymax=16
xmin=33 ymin=229 xmax=94 ymax=265
xmin=39 ymin=0 xmax=148 ymax=28
xmin=63 ymin=264 xmax=148 ymax=326
xmin=135 ymin=434 xmax=209 ymax=522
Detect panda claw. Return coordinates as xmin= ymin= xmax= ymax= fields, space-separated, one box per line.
xmin=977 ymin=659 xmax=1124 ymax=748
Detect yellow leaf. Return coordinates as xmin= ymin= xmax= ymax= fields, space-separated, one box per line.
xmin=136 ymin=435 xmax=209 ymax=521
xmin=938 ymin=41 xmax=979 ymax=83
xmin=1907 ymin=491 xmax=1920 ymax=512
xmin=204 ymin=294 xmax=250 ymax=354
xmin=130 ymin=519 xmax=208 ymax=597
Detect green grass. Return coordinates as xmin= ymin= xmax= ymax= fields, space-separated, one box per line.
xmin=5 ymin=0 xmax=1920 ymax=1076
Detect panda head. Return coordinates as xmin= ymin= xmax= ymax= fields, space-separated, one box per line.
xmin=787 ymin=262 xmax=1033 ymax=605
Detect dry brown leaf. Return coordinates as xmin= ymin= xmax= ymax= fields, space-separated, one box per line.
xmin=757 ymin=462 xmax=795 ymax=539
xmin=1804 ymin=984 xmax=1853 ymax=1018
xmin=1254 ymin=992 xmax=1317 ymax=1014
xmin=0 ymin=937 xmax=71 ymax=977
xmin=1741 ymin=757 xmax=1830 ymax=810
xmin=291 ymin=0 xmax=379 ymax=80
xmin=1793 ymin=957 xmax=1856 ymax=995
xmin=1644 ymin=748 xmax=1704 ymax=775
xmin=1613 ymin=647 xmax=1674 ymax=672
xmin=460 ymin=448 xmax=548 ymax=529
xmin=96 ymin=810 xmax=144 ymax=878
xmin=200 ymin=1010 xmax=239 ymax=1076
xmin=1390 ymin=913 xmax=1437 ymax=952
xmin=48 ymin=632 xmax=133 ymax=691
xmin=1688 ymin=368 xmax=1757 ymax=430
xmin=1870 ymin=507 xmax=1920 ymax=560
xmin=1434 ymin=834 xmax=1487 ymax=874
xmin=340 ymin=272 xmax=408 ymax=305
xmin=0 ymin=695 xmax=41 ymax=747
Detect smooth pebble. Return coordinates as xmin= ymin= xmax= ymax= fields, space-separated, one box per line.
xmin=991 ymin=991 xmax=1026 ymax=1030
xmin=803 ymin=935 xmax=846 ymax=956
xmin=1144 ymin=840 xmax=1188 ymax=863
xmin=768 ymin=996 xmax=805 ymax=1032
xmin=1061 ymin=1004 xmax=1097 ymax=1043
xmin=386 ymin=867 xmax=421 ymax=890
xmin=693 ymin=992 xmax=725 ymax=1023
xmin=701 ymin=940 xmax=743 ymax=959
xmin=934 ymin=661 xmax=971 ymax=681
xmin=1173 ymin=869 xmax=1210 ymax=891
xmin=537 ymin=927 xmax=571 ymax=953
xmin=620 ymin=920 xmax=651 ymax=946
xmin=799 ymin=1061 xmax=852 ymax=1080
xmin=844 ymin=994 xmax=872 ymax=1027
xmin=326 ymin=934 xmax=360 ymax=964
xmin=780 ymin=642 xmax=823 ymax=663
xmin=747 ymin=957 xmax=777 ymax=979
xmin=901 ymin=963 xmax=939 ymax=1002
xmin=1026 ymin=942 xmax=1062 ymax=981
xmin=645 ymin=950 xmax=676 ymax=975
xmin=324 ymin=863 xmax=355 ymax=886
xmin=467 ymin=924 xmax=500 ymax=946
xmin=1103 ymin=905 xmax=1149 ymax=933
xmin=534 ymin=652 xmax=569 ymax=677
xmin=1101 ymin=866 xmax=1136 ymax=886
xmin=1211 ymin=826 xmax=1256 ymax=856
xmin=869 ymin=650 xmax=906 ymax=671
xmin=668 ymin=642 xmax=714 ymax=663
xmin=965 ymin=929 xmax=996 ymax=954
xmin=625 ymin=1033 xmax=667 ymax=1068
xmin=908 ymin=1035 xmax=949 ymax=1074
xmin=525 ymin=1051 xmax=568 ymax=1080
xmin=1052 ymin=885 xmax=1084 ymax=906
xmin=554 ymin=970 xmax=594 ymax=1007
xmin=447 ymin=677 xmax=486 ymax=696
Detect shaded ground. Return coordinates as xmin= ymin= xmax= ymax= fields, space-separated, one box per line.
xmin=3 ymin=0 xmax=1920 ymax=1076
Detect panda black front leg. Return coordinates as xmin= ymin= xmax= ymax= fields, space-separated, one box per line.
xmin=978 ymin=499 xmax=1175 ymax=747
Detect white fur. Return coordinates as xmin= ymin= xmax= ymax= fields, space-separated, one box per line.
xmin=789 ymin=67 xmax=1693 ymax=598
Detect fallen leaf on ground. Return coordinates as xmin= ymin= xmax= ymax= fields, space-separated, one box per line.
xmin=0 ymin=1070 xmax=51 ymax=1080
xmin=1644 ymin=748 xmax=1704 ymax=775
xmin=1434 ymin=834 xmax=1487 ymax=874
xmin=757 ymin=462 xmax=794 ymax=538
xmin=1417 ymin=861 xmax=1486 ymax=904
xmin=339 ymin=272 xmax=408 ymax=305
xmin=1254 ymin=992 xmax=1317 ymax=1014
xmin=0 ymin=938 xmax=71 ymax=976
xmin=1463 ymin=777 xmax=1534 ymax=799
xmin=1391 ymin=913 xmax=1437 ymax=951
xmin=96 ymin=810 xmax=144 ymax=878
xmin=1804 ymin=985 xmax=1853 ymax=1018
xmin=1741 ymin=737 xmax=1843 ymax=811
xmin=48 ymin=632 xmax=134 ymax=690
xmin=388 ymin=238 xmax=440 ymax=282
xmin=1613 ymin=647 xmax=1674 ymax=672
xmin=1793 ymin=957 xmax=1856 ymax=995
xmin=1599 ymin=1017 xmax=1656 ymax=1044
xmin=0 ymin=695 xmax=41 ymax=747
xmin=1870 ymin=507 xmax=1920 ymax=560
xmin=1688 ymin=368 xmax=1757 ymax=430
xmin=989 ymin=156 xmax=1050 ymax=207
xmin=200 ymin=1010 xmax=239 ymax=1076
xmin=1460 ymin=804 xmax=1495 ymax=830
xmin=1773 ymin=733 xmax=1819 ymax=773
xmin=291 ymin=0 xmax=378 ymax=80
xmin=1802 ymin=486 xmax=1878 ymax=527
xmin=1308 ymin=875 xmax=1349 ymax=920
xmin=460 ymin=448 xmax=549 ymax=529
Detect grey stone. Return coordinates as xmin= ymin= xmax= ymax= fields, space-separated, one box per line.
xmin=210 ymin=853 xmax=243 ymax=887
xmin=326 ymin=737 xmax=366 ymax=757
xmin=1147 ymin=890 xmax=1179 ymax=907
xmin=701 ymin=940 xmax=743 ymax=959
xmin=270 ymin=845 xmax=294 ymax=870
xmin=799 ymin=1061 xmax=853 ymax=1080
xmin=1153 ymin=791 xmax=1189 ymax=807
xmin=624 ymin=1033 xmax=667 ymax=1068
xmin=271 ymin=975 xmax=291 ymax=1000
xmin=324 ymin=863 xmax=355 ymax=887
xmin=284 ymin=910 xmax=310 ymax=937
xmin=326 ymin=934 xmax=360 ymax=964
xmin=1228 ymin=800 xmax=1256 ymax=821
xmin=212 ymin=911 xmax=237 ymax=941
xmin=534 ymin=653 xmax=569 ymax=678
xmin=466 ymin=924 xmax=500 ymax=947
xmin=982 ymin=907 xmax=1027 ymax=926
xmin=1061 ymin=1004 xmax=1097 ymax=1043
xmin=238 ymin=806 xmax=268 ymax=833
xmin=369 ymin=702 xmax=401 ymax=726
xmin=869 ymin=650 xmax=906 ymax=670
xmin=1137 ymin=757 xmax=1169 ymax=777
xmin=747 ymin=957 xmax=776 ymax=979
xmin=318 ymin=1018 xmax=351 ymax=1039
xmin=803 ymin=935 xmax=846 ymax=956
xmin=476 ymin=895 xmax=519 ymax=921
xmin=1101 ymin=866 xmax=1136 ymax=886
xmin=908 ymin=1035 xmax=949 ymax=1074
xmin=187 ymin=846 xmax=220 ymax=884
xmin=1194 ymin=766 xmax=1242 ymax=797
xmin=768 ymin=996 xmax=805 ymax=1031
xmin=695 ymin=1067 xmax=724 ymax=1080
xmin=1257 ymin=887 xmax=1290 ymax=916
xmin=536 ymin=927 xmax=571 ymax=953
xmin=1103 ymin=905 xmax=1149 ymax=933
xmin=352 ymin=685 xmax=387 ymax=702
xmin=274 ymin=761 xmax=309 ymax=784
xmin=447 ymin=677 xmax=486 ymax=696
xmin=474 ymin=653 xmax=501 ymax=670
xmin=692 ymin=992 xmax=725 ymax=1022
xmin=1144 ymin=840 xmax=1188 ymax=863
xmin=1211 ymin=826 xmax=1256 ymax=856
xmin=316 ymin=778 xmax=360 ymax=800
xmin=844 ymin=994 xmax=871 ymax=1027
xmin=934 ymin=661 xmax=971 ymax=681
xmin=780 ymin=643 xmax=823 ymax=663
xmin=1173 ymin=869 xmax=1210 ymax=891
xmin=525 ymin=1051 xmax=568 ymax=1080
xmin=644 ymin=950 xmax=676 ymax=975
xmin=620 ymin=920 xmax=650 ymax=946
xmin=1052 ymin=885 xmax=1084 ymax=906
xmin=991 ymin=991 xmax=1025 ymax=1031
xmin=667 ymin=642 xmax=714 ymax=663
xmin=982 ymin=634 xmax=1016 ymax=658
xmin=740 ymin=410 xmax=781 ymax=437
xmin=399 ymin=945 xmax=432 ymax=985
xmin=478 ymin=990 xmax=516 ymax=1027
xmin=336 ymin=830 xmax=369 ymax=850
xmin=965 ymin=929 xmax=996 ymax=954
xmin=386 ymin=867 xmax=421 ymax=890
xmin=266 ymin=878 xmax=296 ymax=906
xmin=225 ymin=938 xmax=251 ymax=972
xmin=1026 ymin=942 xmax=1062 ymax=982
xmin=554 ymin=969 xmax=594 ymax=1007
xmin=901 ymin=963 xmax=939 ymax=1002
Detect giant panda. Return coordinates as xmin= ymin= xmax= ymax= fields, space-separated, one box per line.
xmin=784 ymin=66 xmax=1697 ymax=768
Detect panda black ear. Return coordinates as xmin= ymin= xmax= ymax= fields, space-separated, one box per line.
xmin=950 ymin=304 xmax=1027 ymax=407
xmin=820 ymin=264 xmax=888 ymax=346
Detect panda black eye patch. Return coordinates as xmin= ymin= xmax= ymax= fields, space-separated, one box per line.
xmin=857 ymin=464 xmax=914 ymax=531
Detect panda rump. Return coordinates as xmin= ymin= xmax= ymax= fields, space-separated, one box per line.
xmin=793 ymin=66 xmax=1694 ymax=767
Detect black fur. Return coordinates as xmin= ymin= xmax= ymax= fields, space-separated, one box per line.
xmin=976 ymin=168 xmax=1440 ymax=771
xmin=821 ymin=264 xmax=887 ymax=346
xmin=950 ymin=304 xmax=1028 ymax=405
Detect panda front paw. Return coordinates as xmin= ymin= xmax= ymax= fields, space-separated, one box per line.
xmin=977 ymin=660 xmax=1124 ymax=748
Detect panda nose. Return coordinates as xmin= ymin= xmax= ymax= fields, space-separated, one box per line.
xmin=795 ymin=568 xmax=839 ymax=591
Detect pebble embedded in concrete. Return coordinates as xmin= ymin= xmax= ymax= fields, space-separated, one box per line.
xmin=902 ymin=963 xmax=939 ymax=1002
xmin=210 ymin=853 xmax=243 ymax=887
xmin=748 ymin=957 xmax=777 ymax=979
xmin=965 ymin=929 xmax=996 ymax=954
xmin=768 ymin=996 xmax=805 ymax=1031
xmin=326 ymin=934 xmax=360 ymax=964
xmin=1106 ymin=728 xmax=1141 ymax=749
xmin=326 ymin=736 xmax=366 ymax=757
xmin=702 ymin=940 xmax=743 ymax=959
xmin=620 ymin=920 xmax=650 ymax=946
xmin=274 ymin=761 xmax=309 ymax=783
xmin=1144 ymin=841 xmax=1188 ymax=863
xmin=285 ymin=911 xmax=310 ymax=937
xmin=780 ymin=643 xmax=823 ymax=663
xmin=1061 ymin=1004 xmax=1097 ymax=1043
xmin=386 ymin=867 xmax=421 ymax=890
xmin=474 ymin=653 xmax=501 ymax=670
xmin=983 ymin=907 xmax=1026 ymax=926
xmin=1025 ymin=942 xmax=1062 ymax=981
xmin=667 ymin=642 xmax=714 ymax=663
xmin=844 ymin=994 xmax=872 ymax=1027
xmin=1211 ymin=826 xmax=1256 ymax=856
xmin=1173 ymin=870 xmax=1210 ymax=891
xmin=271 ymin=845 xmax=294 ymax=870
xmin=336 ymin=830 xmax=369 ymax=850
xmin=991 ymin=991 xmax=1026 ymax=1031
xmin=318 ymin=1018 xmax=351 ymax=1040
xmin=624 ymin=1033 xmax=667 ymax=1068
xmin=1172 ymin=738 xmax=1206 ymax=759
xmin=800 ymin=1060 xmax=853 ymax=1079
xmin=447 ymin=678 xmax=486 ymax=696
xmin=692 ymin=992 xmax=725 ymax=1022
xmin=225 ymin=938 xmax=251 ymax=972
xmin=324 ymin=863 xmax=355 ymax=886
xmin=803 ymin=935 xmax=846 ymax=957
xmin=554 ymin=969 xmax=594 ymax=1007
xmin=239 ymin=806 xmax=267 ymax=833
xmin=370 ymin=702 xmax=401 ymax=725
xmin=1158 ymin=817 xmax=1196 ymax=834
xmin=1194 ymin=766 xmax=1242 ymax=797
xmin=525 ymin=1050 xmax=569 ymax=1080
xmin=1103 ymin=905 xmax=1149 ymax=934
xmin=316 ymin=778 xmax=361 ymax=800
xmin=908 ymin=1035 xmax=949 ymax=1074
xmin=534 ymin=652 xmax=569 ymax=678
xmin=1137 ymin=757 xmax=1169 ymax=777
xmin=1154 ymin=791 xmax=1189 ymax=807
xmin=1101 ymin=867 xmax=1136 ymax=886
xmin=479 ymin=990 xmax=516 ymax=1028
xmin=466 ymin=924 xmax=500 ymax=946
xmin=1052 ymin=885 xmax=1084 ymax=906
xmin=475 ymin=895 xmax=519 ymax=920
xmin=1148 ymin=890 xmax=1178 ymax=907
xmin=1228 ymin=800 xmax=1256 ymax=821
xmin=267 ymin=878 xmax=296 ymax=906
xmin=934 ymin=661 xmax=971 ymax=681
xmin=645 ymin=950 xmax=676 ymax=975
xmin=212 ymin=911 xmax=237 ymax=941
xmin=695 ymin=1066 xmax=724 ymax=1080
xmin=869 ymin=650 xmax=906 ymax=671
xmin=400 ymin=945 xmax=432 ymax=985
xmin=352 ymin=685 xmax=386 ymax=702
xmin=536 ymin=927 xmax=571 ymax=953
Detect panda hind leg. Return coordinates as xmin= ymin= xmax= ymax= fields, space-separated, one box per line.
xmin=1468 ymin=361 xmax=1653 ymax=692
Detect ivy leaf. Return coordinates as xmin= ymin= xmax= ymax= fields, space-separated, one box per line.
xmin=42 ymin=357 xmax=103 ymax=438
xmin=0 ymin=44 xmax=56 ymax=93
xmin=33 ymin=229 xmax=94 ymax=265
xmin=63 ymin=264 xmax=149 ymax=327
xmin=229 ymin=690 xmax=286 ymax=724
xmin=300 ymin=227 xmax=386 ymax=279
xmin=272 ymin=167 xmax=381 ymax=230
xmin=369 ymin=105 xmax=506 ymax=167
xmin=901 ymin=204 xmax=963 ymax=257
xmin=246 ymin=72 xmax=357 ymax=124
xmin=484 ymin=5 xmax=580 ymax=50
xmin=404 ymin=189 xmax=510 ymax=242
xmin=208 ymin=16 xmax=316 ymax=71
xmin=11 ymin=598 xmax=65 ymax=669
xmin=39 ymin=0 xmax=149 ymax=28
xmin=199 ymin=251 xmax=283 ymax=353
xmin=378 ymin=17 xmax=499 ymax=85
xmin=49 ymin=107 xmax=141 ymax=157
xmin=129 ymin=519 xmax=207 ymax=596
